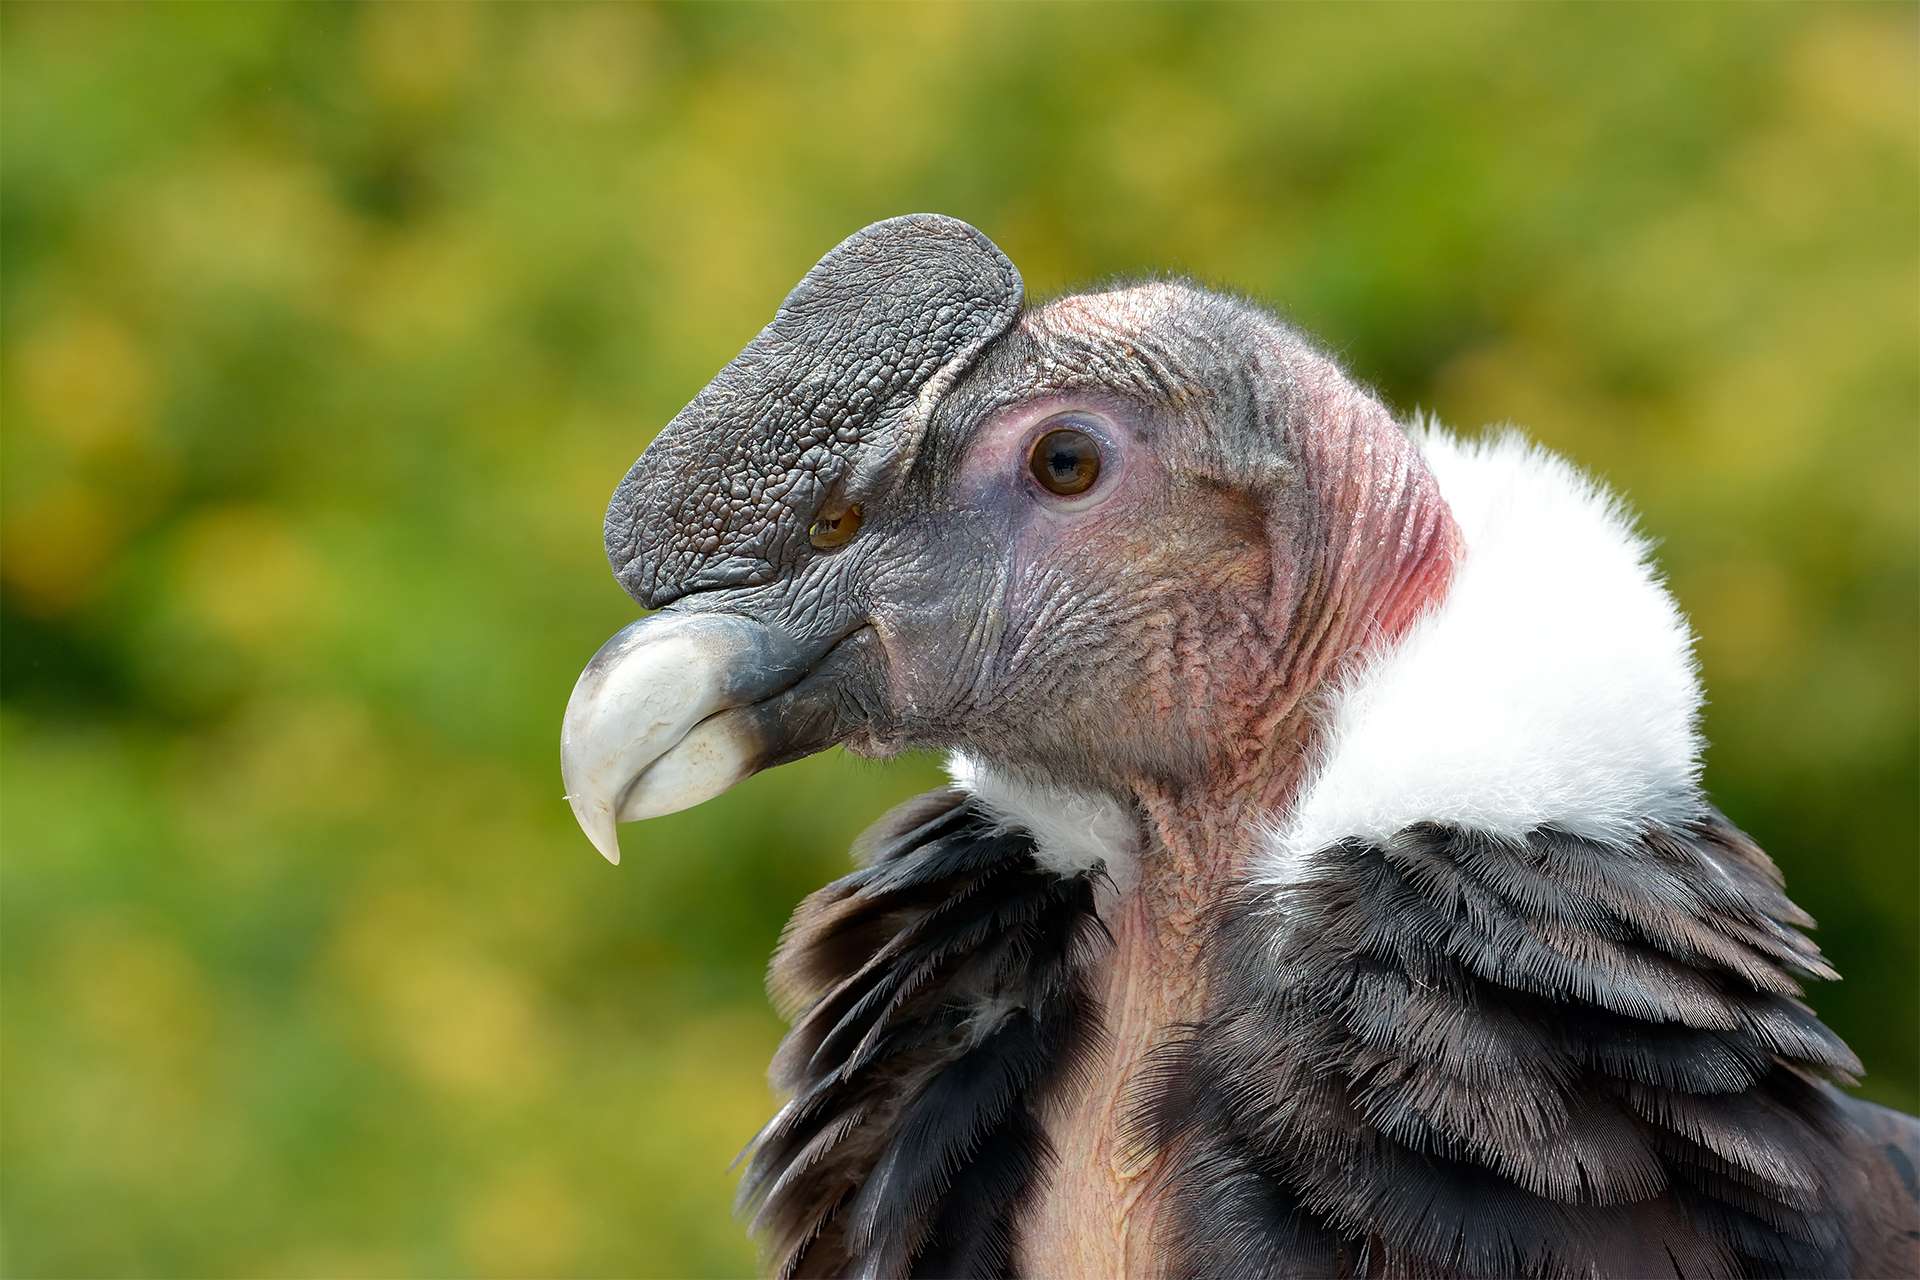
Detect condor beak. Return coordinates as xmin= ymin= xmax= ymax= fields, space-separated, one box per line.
xmin=560 ymin=612 xmax=813 ymax=864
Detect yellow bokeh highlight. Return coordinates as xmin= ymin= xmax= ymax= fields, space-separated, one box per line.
xmin=13 ymin=309 xmax=155 ymax=457
xmin=458 ymin=1160 xmax=586 ymax=1278
xmin=169 ymin=505 xmax=337 ymax=653
xmin=1 ymin=481 xmax=123 ymax=616
xmin=330 ymin=888 xmax=557 ymax=1103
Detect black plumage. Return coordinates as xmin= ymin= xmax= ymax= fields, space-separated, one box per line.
xmin=744 ymin=793 xmax=1918 ymax=1278
xmin=739 ymin=790 xmax=1110 ymax=1279
xmin=1139 ymin=811 xmax=1917 ymax=1279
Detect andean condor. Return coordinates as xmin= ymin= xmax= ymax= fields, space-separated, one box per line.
xmin=560 ymin=216 xmax=1920 ymax=1279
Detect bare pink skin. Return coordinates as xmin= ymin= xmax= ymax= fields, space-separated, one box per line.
xmin=1011 ymin=320 xmax=1464 ymax=1275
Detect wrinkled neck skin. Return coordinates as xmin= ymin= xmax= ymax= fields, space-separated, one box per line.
xmin=1020 ymin=387 xmax=1461 ymax=1275
xmin=1124 ymin=370 xmax=1460 ymax=1016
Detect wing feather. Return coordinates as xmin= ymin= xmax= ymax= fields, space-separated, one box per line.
xmin=1143 ymin=810 xmax=1879 ymax=1278
xmin=740 ymin=789 xmax=1108 ymax=1279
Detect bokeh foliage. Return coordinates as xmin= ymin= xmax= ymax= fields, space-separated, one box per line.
xmin=2 ymin=3 xmax=1914 ymax=1276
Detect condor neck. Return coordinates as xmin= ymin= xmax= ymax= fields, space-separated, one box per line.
xmin=1015 ymin=418 xmax=1462 ymax=1278
xmin=1123 ymin=407 xmax=1462 ymax=913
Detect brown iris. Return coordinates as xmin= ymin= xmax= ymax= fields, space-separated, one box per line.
xmin=1028 ymin=427 xmax=1102 ymax=496
xmin=808 ymin=502 xmax=863 ymax=549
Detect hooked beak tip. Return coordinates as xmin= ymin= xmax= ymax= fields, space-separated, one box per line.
xmin=560 ymin=612 xmax=803 ymax=864
xmin=575 ymin=798 xmax=623 ymax=865
xmin=562 ymin=772 xmax=625 ymax=864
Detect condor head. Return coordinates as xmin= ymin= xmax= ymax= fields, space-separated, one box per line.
xmin=560 ymin=214 xmax=1454 ymax=864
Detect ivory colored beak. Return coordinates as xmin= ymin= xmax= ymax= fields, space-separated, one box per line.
xmin=560 ymin=612 xmax=804 ymax=864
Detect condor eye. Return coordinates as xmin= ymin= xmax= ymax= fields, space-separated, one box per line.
xmin=808 ymin=503 xmax=863 ymax=549
xmin=1028 ymin=427 xmax=1102 ymax=496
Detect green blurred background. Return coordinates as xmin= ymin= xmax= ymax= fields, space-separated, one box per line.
xmin=2 ymin=3 xmax=1914 ymax=1276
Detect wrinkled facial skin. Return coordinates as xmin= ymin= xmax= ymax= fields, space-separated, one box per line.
xmin=840 ymin=286 xmax=1328 ymax=794
xmin=563 ymin=216 xmax=1416 ymax=858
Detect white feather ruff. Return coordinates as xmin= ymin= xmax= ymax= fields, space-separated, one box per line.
xmin=945 ymin=753 xmax=1140 ymax=889
xmin=946 ymin=425 xmax=1703 ymax=888
xmin=1261 ymin=424 xmax=1704 ymax=882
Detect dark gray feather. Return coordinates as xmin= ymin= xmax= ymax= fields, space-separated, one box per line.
xmin=1137 ymin=810 xmax=1905 ymax=1279
xmin=740 ymin=789 xmax=1107 ymax=1279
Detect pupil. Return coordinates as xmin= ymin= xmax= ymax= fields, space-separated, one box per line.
xmin=1028 ymin=424 xmax=1101 ymax=495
